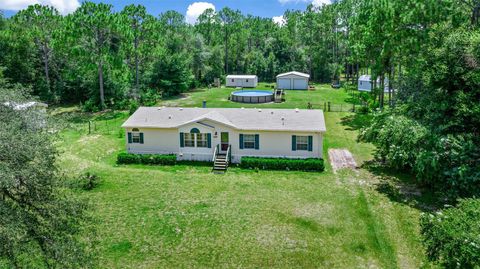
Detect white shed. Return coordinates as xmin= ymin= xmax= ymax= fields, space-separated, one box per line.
xmin=358 ymin=75 xmax=390 ymax=92
xmin=226 ymin=75 xmax=258 ymax=88
xmin=276 ymin=71 xmax=310 ymax=90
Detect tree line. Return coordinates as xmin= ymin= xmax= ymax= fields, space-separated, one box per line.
xmin=0 ymin=1 xmax=476 ymax=110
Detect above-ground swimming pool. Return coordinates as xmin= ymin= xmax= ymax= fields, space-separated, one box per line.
xmin=231 ymin=90 xmax=274 ymax=103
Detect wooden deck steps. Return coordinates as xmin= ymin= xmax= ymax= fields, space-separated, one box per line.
xmin=213 ymin=154 xmax=228 ymax=173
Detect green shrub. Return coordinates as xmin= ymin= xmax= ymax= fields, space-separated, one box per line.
xmin=117 ymin=152 xmax=141 ymax=164
xmin=240 ymin=157 xmax=324 ymax=172
xmin=80 ymin=172 xmax=100 ymax=191
xmin=140 ymin=154 xmax=176 ymax=165
xmin=117 ymin=152 xmax=176 ymax=165
xmin=420 ymin=199 xmax=480 ymax=268
xmin=129 ymin=100 xmax=139 ymax=115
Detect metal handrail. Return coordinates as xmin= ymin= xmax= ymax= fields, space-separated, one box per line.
xmin=226 ymin=144 xmax=231 ymax=166
xmin=212 ymin=144 xmax=218 ymax=162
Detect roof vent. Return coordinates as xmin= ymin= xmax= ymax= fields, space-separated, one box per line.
xmin=295 ymin=108 xmax=299 ymax=113
xmin=168 ymin=115 xmax=172 ymax=119
xmin=281 ymin=116 xmax=285 ymax=125
xmin=258 ymin=109 xmax=262 ymax=112
xmin=271 ymin=111 xmax=274 ymax=115
xmin=241 ymin=107 xmax=245 ymax=109
xmin=157 ymin=107 xmax=162 ymax=110
xmin=179 ymin=107 xmax=183 ymax=111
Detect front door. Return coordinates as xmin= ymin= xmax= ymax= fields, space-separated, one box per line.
xmin=221 ymin=132 xmax=229 ymax=152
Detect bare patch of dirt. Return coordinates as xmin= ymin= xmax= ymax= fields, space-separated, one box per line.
xmin=328 ymin=149 xmax=357 ymax=173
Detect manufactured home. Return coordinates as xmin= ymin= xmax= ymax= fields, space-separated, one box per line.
xmin=226 ymin=75 xmax=258 ymax=88
xmin=358 ymin=75 xmax=390 ymax=92
xmin=276 ymin=71 xmax=310 ymax=90
xmin=122 ymin=107 xmax=326 ymax=164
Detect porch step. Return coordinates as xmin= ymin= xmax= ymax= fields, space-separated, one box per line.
xmin=212 ymin=154 xmax=229 ymax=173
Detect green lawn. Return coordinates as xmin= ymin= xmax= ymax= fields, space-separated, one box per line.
xmin=159 ymin=83 xmax=360 ymax=109
xmin=56 ymin=85 xmax=426 ymax=268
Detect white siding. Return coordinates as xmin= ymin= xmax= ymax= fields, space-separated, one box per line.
xmin=276 ymin=75 xmax=309 ymax=90
xmin=126 ymin=128 xmax=178 ymax=154
xmin=125 ymin=122 xmax=323 ymax=163
xmin=226 ymin=77 xmax=258 ymax=88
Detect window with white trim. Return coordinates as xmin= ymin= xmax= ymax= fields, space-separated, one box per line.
xmin=296 ymin=136 xmax=308 ymax=151
xmin=131 ymin=128 xmax=141 ymax=143
xmin=184 ymin=133 xmax=195 ymax=147
xmin=243 ymin=134 xmax=256 ymax=149
xmin=196 ymin=133 xmax=208 ymax=148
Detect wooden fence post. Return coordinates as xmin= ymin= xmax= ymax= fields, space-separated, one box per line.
xmin=328 ymin=102 xmax=331 ymax=112
xmin=88 ymin=121 xmax=91 ymax=134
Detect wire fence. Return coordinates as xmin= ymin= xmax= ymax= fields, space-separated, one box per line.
xmin=60 ymin=112 xmax=126 ymax=137
xmin=307 ymin=102 xmax=367 ymax=112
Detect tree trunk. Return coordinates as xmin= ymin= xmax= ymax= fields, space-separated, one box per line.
xmin=98 ymin=59 xmax=105 ymax=110
xmin=134 ymin=32 xmax=140 ymax=100
xmin=380 ymin=74 xmax=385 ymax=109
xmin=43 ymin=50 xmax=50 ymax=89
xmin=224 ymin=28 xmax=229 ymax=74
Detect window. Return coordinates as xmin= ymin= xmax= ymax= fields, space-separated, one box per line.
xmin=184 ymin=133 xmax=195 ymax=147
xmin=296 ymin=136 xmax=308 ymax=151
xmin=231 ymin=79 xmax=234 ymax=82
xmin=196 ymin=133 xmax=208 ymax=148
xmin=246 ymin=79 xmax=249 ymax=82
xmin=132 ymin=132 xmax=141 ymax=143
xmin=243 ymin=134 xmax=256 ymax=149
xmin=129 ymin=128 xmax=143 ymax=144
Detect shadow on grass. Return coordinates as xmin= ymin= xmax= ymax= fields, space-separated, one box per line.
xmin=340 ymin=113 xmax=373 ymax=131
xmin=362 ymin=160 xmax=444 ymax=212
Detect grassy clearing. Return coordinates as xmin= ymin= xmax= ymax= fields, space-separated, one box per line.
xmin=159 ymin=83 xmax=358 ymax=109
xmin=55 ymin=85 xmax=427 ymax=268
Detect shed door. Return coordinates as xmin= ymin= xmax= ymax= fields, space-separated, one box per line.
xmin=293 ymin=78 xmax=308 ymax=90
xmin=277 ymin=78 xmax=291 ymax=89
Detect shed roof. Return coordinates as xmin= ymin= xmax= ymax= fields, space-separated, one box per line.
xmin=276 ymin=71 xmax=310 ymax=79
xmin=122 ymin=107 xmax=326 ymax=133
xmin=359 ymin=75 xmax=389 ymax=82
xmin=226 ymin=75 xmax=257 ymax=79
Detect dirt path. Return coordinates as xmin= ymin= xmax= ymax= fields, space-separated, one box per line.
xmin=328 ymin=148 xmax=357 ymax=173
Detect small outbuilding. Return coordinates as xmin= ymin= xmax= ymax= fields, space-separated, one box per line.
xmin=358 ymin=75 xmax=390 ymax=92
xmin=276 ymin=71 xmax=310 ymax=90
xmin=226 ymin=75 xmax=258 ymax=88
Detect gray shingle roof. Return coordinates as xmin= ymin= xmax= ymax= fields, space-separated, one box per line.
xmin=122 ymin=107 xmax=326 ymax=132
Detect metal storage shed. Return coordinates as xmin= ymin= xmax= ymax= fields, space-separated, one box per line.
xmin=358 ymin=75 xmax=390 ymax=92
xmin=226 ymin=75 xmax=258 ymax=88
xmin=276 ymin=71 xmax=310 ymax=90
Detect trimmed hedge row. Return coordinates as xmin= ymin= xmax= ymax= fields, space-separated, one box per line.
xmin=239 ymin=157 xmax=324 ymax=172
xmin=117 ymin=152 xmax=176 ymax=165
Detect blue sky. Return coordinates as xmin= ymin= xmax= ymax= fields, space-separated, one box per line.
xmin=1 ymin=0 xmax=330 ymax=22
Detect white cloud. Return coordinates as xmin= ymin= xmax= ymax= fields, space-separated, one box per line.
xmin=272 ymin=15 xmax=285 ymax=26
xmin=278 ymin=0 xmax=332 ymax=7
xmin=311 ymin=0 xmax=332 ymax=6
xmin=185 ymin=2 xmax=216 ymax=25
xmin=0 ymin=0 xmax=80 ymax=14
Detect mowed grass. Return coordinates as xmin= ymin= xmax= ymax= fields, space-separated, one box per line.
xmin=159 ymin=83 xmax=358 ymax=109
xmin=56 ymin=85 xmax=426 ymax=268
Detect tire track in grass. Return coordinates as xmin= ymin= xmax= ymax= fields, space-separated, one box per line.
xmin=356 ymin=190 xmax=398 ymax=269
